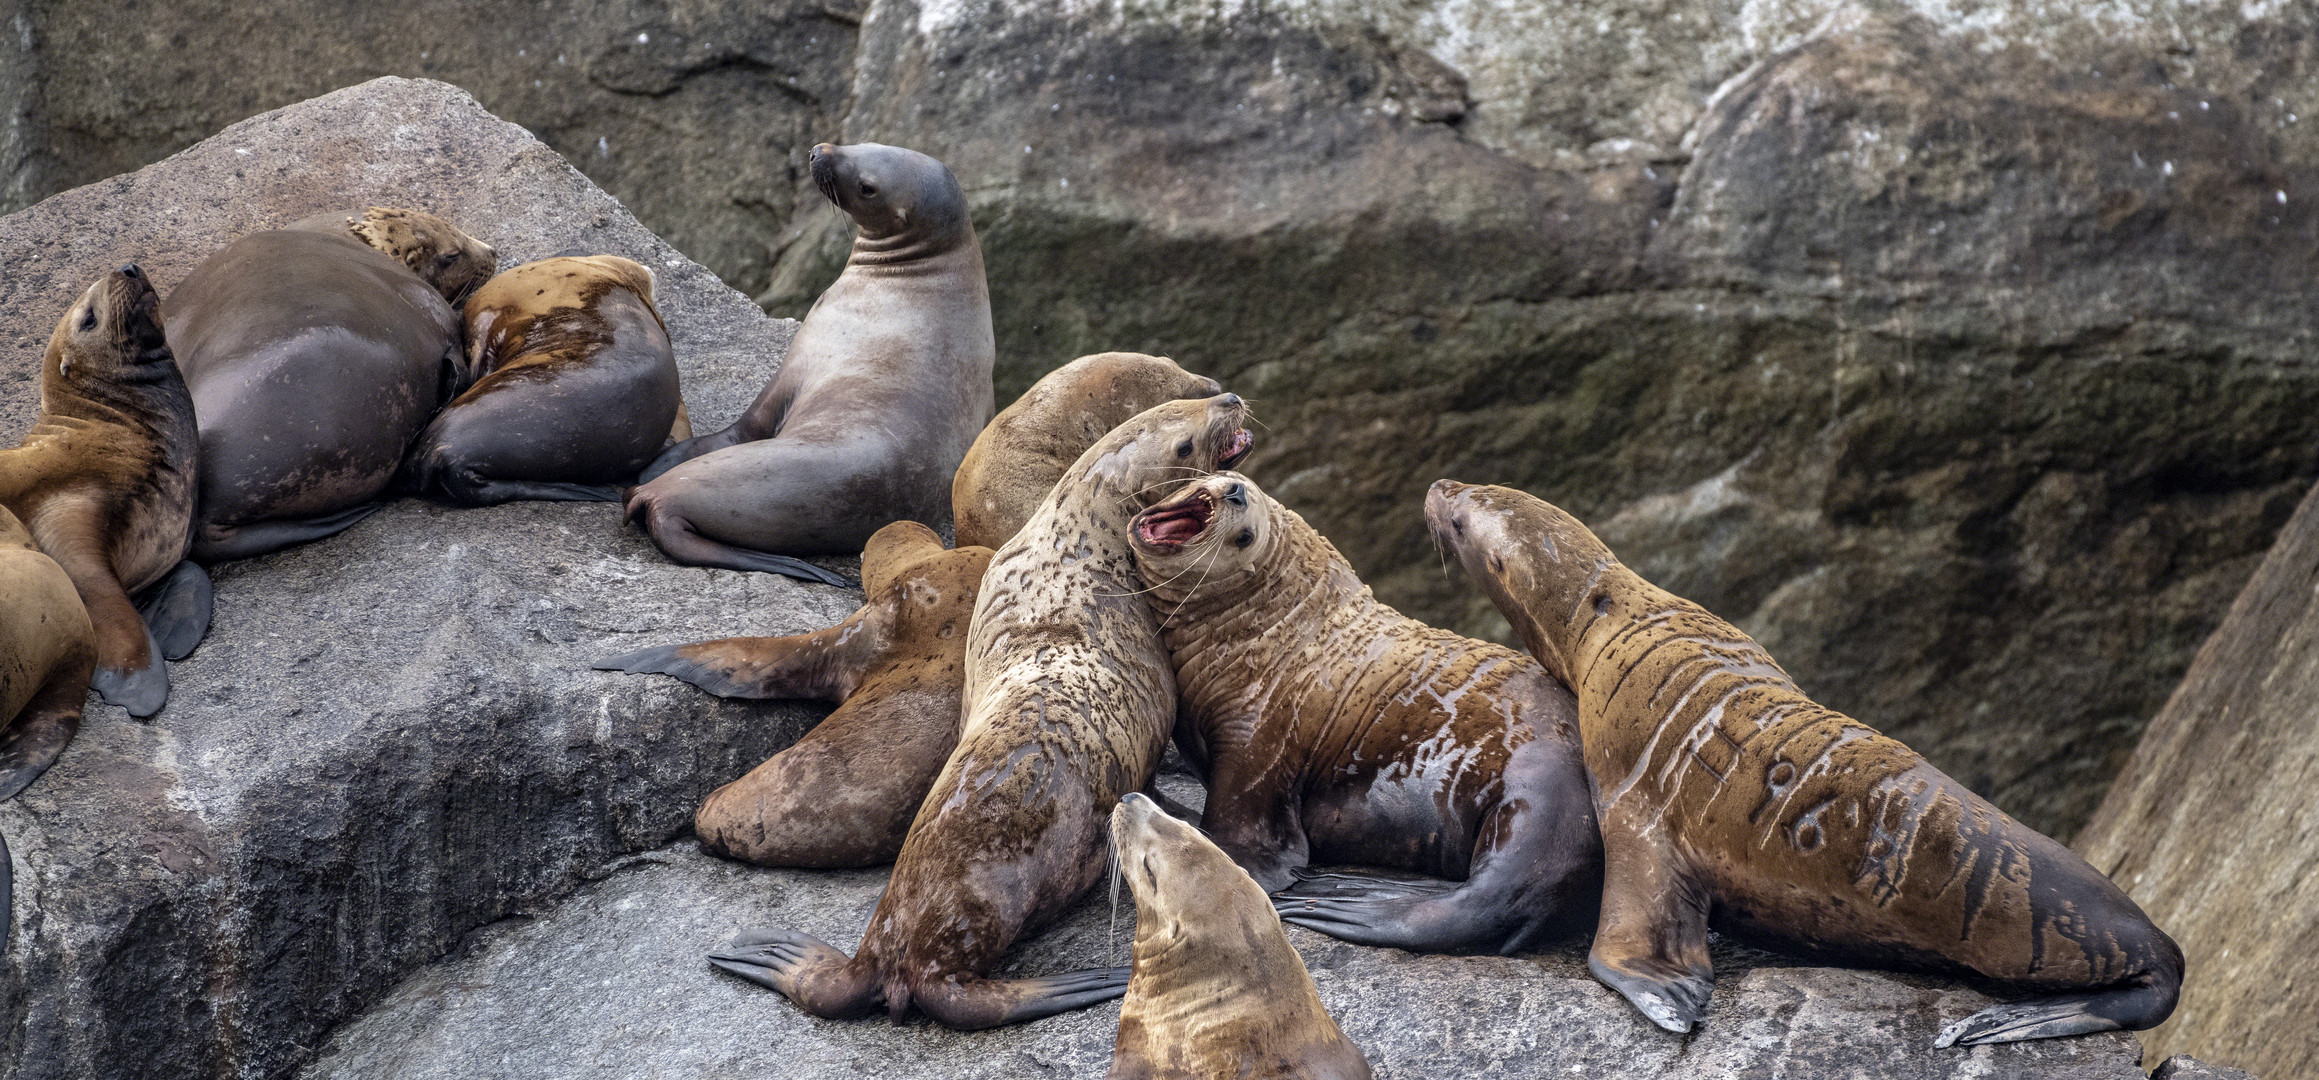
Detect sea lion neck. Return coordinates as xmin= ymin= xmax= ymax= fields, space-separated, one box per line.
xmin=843 ymin=217 xmax=978 ymax=270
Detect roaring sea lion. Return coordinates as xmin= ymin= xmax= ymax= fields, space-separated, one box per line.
xmin=0 ymin=266 xmax=205 ymax=717
xmin=1427 ymin=480 xmax=2183 ymax=1047
xmin=627 ymin=142 xmax=994 ymax=585
xmin=709 ymin=394 xmax=1253 ymax=1029
xmin=594 ymin=521 xmax=991 ymax=867
xmin=0 ymin=504 xmax=95 ymax=801
xmin=952 ymin=352 xmax=1223 ymax=550
xmin=1108 ymin=791 xmax=1372 ymax=1080
xmin=163 ymin=207 xmax=495 ymax=561
xmin=1128 ymin=472 xmax=1599 ymax=954
xmin=402 ymin=255 xmax=683 ymax=504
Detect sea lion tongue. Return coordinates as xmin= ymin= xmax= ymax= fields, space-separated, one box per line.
xmin=1134 ymin=492 xmax=1212 ymax=548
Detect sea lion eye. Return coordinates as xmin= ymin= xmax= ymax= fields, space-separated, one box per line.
xmin=77 ymin=306 xmax=96 ymax=332
xmin=859 ymin=182 xmax=878 ymax=197
xmin=1175 ymin=439 xmax=1194 ymax=459
xmin=435 ymin=252 xmax=459 ymax=267
xmin=1224 ymin=482 xmax=1246 ymax=507
xmin=1234 ymin=529 xmax=1255 ymax=548
xmin=1487 ymin=552 xmax=1504 ymax=574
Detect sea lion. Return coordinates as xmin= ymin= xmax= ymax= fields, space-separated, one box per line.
xmin=708 ymin=393 xmax=1254 ymax=1029
xmin=0 ymin=503 xmax=95 ymax=801
xmin=952 ymin=352 xmax=1223 ymax=550
xmin=164 ymin=207 xmax=495 ymax=561
xmin=1108 ymin=791 xmax=1372 ymax=1080
xmin=402 ymin=255 xmax=683 ymax=504
xmin=626 ymin=142 xmax=994 ymax=585
xmin=595 ymin=520 xmax=991 ymax=867
xmin=0 ymin=266 xmax=205 ymax=717
xmin=1128 ymin=472 xmax=1600 ymax=954
xmin=1426 ymin=480 xmax=2184 ymax=1047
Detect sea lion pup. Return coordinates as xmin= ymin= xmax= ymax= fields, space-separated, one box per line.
xmin=1129 ymin=472 xmax=1600 ymax=954
xmin=709 ymin=394 xmax=1254 ymax=1029
xmin=163 ymin=207 xmax=496 ymax=561
xmin=1108 ymin=792 xmax=1372 ymax=1080
xmin=594 ymin=521 xmax=991 ymax=866
xmin=1426 ymin=480 xmax=2184 ymax=1047
xmin=952 ymin=352 xmax=1223 ymax=550
xmin=401 ymin=255 xmax=683 ymax=505
xmin=0 ymin=504 xmax=95 ymax=801
xmin=0 ymin=266 xmax=204 ymax=717
xmin=627 ymin=143 xmax=994 ymax=585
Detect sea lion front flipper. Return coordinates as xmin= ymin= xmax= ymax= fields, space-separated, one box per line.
xmin=706 ymin=928 xmax=880 ymax=1019
xmin=88 ymin=623 xmax=169 ymax=718
xmin=626 ymin=509 xmax=852 ymax=588
xmin=911 ymin=967 xmax=1132 ymax=1029
xmin=441 ymin=478 xmax=627 ymax=506
xmin=1933 ymin=983 xmax=2176 ymax=1048
xmin=0 ymin=664 xmax=91 ymax=802
xmin=190 ymin=503 xmax=388 ymax=563
xmin=636 ymin=425 xmax=745 ymax=484
xmin=135 ymin=560 xmax=214 ymax=661
xmin=1587 ymin=838 xmax=1714 ymax=1034
xmin=596 ymin=598 xmax=886 ymax=700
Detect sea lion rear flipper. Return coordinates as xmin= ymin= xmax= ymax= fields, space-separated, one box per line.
xmin=444 ymin=478 xmax=627 ymax=506
xmin=190 ymin=504 xmax=388 ymax=563
xmin=135 ymin=561 xmax=214 ymax=661
xmin=0 ymin=666 xmax=90 ymax=802
xmin=1274 ymin=871 xmax=1489 ymax=951
xmin=636 ymin=425 xmax=745 ymax=484
xmin=1933 ymin=982 xmax=2177 ymax=1048
xmin=707 ymin=928 xmax=881 ymax=1019
xmin=911 ymin=967 xmax=1131 ymax=1029
xmin=1588 ymin=842 xmax=1714 ymax=1034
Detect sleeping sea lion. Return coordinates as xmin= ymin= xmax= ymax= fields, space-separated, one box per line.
xmin=708 ymin=394 xmax=1253 ymax=1029
xmin=1129 ymin=472 xmax=1600 ymax=954
xmin=0 ymin=266 xmax=204 ymax=717
xmin=1427 ymin=480 xmax=2183 ymax=1047
xmin=626 ymin=142 xmax=994 ymax=585
xmin=952 ymin=352 xmax=1222 ymax=550
xmin=164 ymin=207 xmax=495 ymax=560
xmin=402 ymin=254 xmax=683 ymax=504
xmin=595 ymin=521 xmax=990 ymax=867
xmin=1108 ymin=791 xmax=1372 ymax=1080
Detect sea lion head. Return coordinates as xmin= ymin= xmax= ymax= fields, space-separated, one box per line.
xmin=1130 ymin=470 xmax=1275 ymax=591
xmin=809 ymin=142 xmax=972 ymax=246
xmin=1111 ymin=791 xmax=1274 ymax=949
xmin=1425 ymin=479 xmax=1614 ymax=679
xmin=1079 ymin=393 xmax=1254 ymax=510
xmin=346 ymin=207 xmax=498 ymax=306
xmin=1042 ymin=352 xmax=1224 ymax=443
xmin=46 ymin=264 xmax=171 ymax=388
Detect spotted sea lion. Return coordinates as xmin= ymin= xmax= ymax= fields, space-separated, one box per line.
xmin=402 ymin=255 xmax=683 ymax=504
xmin=627 ymin=143 xmax=994 ymax=585
xmin=1427 ymin=480 xmax=2183 ymax=1046
xmin=164 ymin=207 xmax=495 ymax=561
xmin=595 ymin=521 xmax=990 ymax=867
xmin=1127 ymin=472 xmax=1599 ymax=954
xmin=1 ymin=266 xmax=205 ymax=717
xmin=708 ymin=394 xmax=1253 ymax=1029
xmin=1107 ymin=791 xmax=1372 ymax=1080
xmin=0 ymin=504 xmax=95 ymax=801
xmin=952 ymin=352 xmax=1223 ymax=550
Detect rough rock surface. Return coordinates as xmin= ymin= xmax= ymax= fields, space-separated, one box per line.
xmin=0 ymin=79 xmax=858 ymax=1080
xmin=2075 ymin=479 xmax=2319 ymax=1080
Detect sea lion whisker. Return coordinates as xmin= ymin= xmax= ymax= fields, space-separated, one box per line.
xmin=1158 ymin=542 xmax=1227 ymax=629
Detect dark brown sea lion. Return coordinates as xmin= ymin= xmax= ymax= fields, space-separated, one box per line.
xmin=709 ymin=393 xmax=1253 ymax=1029
xmin=952 ymin=352 xmax=1222 ymax=550
xmin=0 ymin=503 xmax=95 ymax=802
xmin=627 ymin=143 xmax=994 ymax=586
xmin=163 ymin=207 xmax=495 ymax=561
xmin=595 ymin=520 xmax=991 ymax=867
xmin=1426 ymin=480 xmax=2183 ymax=1047
xmin=0 ymin=266 xmax=205 ymax=717
xmin=1127 ymin=472 xmax=1599 ymax=954
xmin=1108 ymin=791 xmax=1372 ymax=1080
xmin=402 ymin=255 xmax=683 ymax=504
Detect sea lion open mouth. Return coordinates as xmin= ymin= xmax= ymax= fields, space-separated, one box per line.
xmin=1219 ymin=427 xmax=1252 ymax=469
xmin=1135 ymin=489 xmax=1214 ymax=550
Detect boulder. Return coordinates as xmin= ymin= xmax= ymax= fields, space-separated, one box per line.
xmin=0 ymin=78 xmax=858 ymax=1080
xmin=2075 ymin=478 xmax=2319 ymax=1079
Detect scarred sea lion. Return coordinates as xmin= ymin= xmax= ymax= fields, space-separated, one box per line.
xmin=595 ymin=521 xmax=990 ymax=867
xmin=952 ymin=352 xmax=1222 ymax=550
xmin=1129 ymin=472 xmax=1600 ymax=954
xmin=1108 ymin=791 xmax=1372 ymax=1080
xmin=1427 ymin=480 xmax=2183 ymax=1046
xmin=626 ymin=142 xmax=994 ymax=585
xmin=708 ymin=394 xmax=1253 ymax=1029
xmin=402 ymin=254 xmax=684 ymax=504
xmin=0 ymin=266 xmax=205 ymax=717
xmin=0 ymin=504 xmax=94 ymax=801
xmin=164 ymin=207 xmax=495 ymax=561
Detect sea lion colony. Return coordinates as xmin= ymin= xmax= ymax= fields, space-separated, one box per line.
xmin=0 ymin=141 xmax=2180 ymax=1066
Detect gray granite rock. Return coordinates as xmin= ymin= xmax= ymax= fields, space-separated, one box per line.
xmin=2152 ymin=1055 xmax=2260 ymax=1080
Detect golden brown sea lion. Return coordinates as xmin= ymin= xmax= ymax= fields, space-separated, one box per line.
xmin=595 ymin=521 xmax=990 ymax=867
xmin=1108 ymin=791 xmax=1372 ymax=1080
xmin=164 ymin=207 xmax=495 ymax=561
xmin=0 ymin=503 xmax=94 ymax=801
xmin=1427 ymin=479 xmax=2183 ymax=1047
xmin=952 ymin=352 xmax=1223 ymax=550
xmin=402 ymin=255 xmax=683 ymax=504
xmin=628 ymin=143 xmax=993 ymax=585
xmin=709 ymin=393 xmax=1253 ymax=1029
xmin=1128 ymin=472 xmax=1599 ymax=954
xmin=1 ymin=266 xmax=204 ymax=717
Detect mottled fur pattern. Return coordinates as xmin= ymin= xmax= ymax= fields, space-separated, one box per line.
xmin=341 ymin=206 xmax=498 ymax=306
